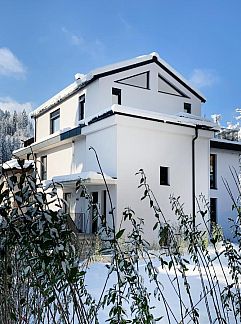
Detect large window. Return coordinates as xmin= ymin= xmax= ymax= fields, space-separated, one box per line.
xmin=79 ymin=95 xmax=85 ymax=121
xmin=41 ymin=155 xmax=47 ymax=180
xmin=50 ymin=109 xmax=60 ymax=134
xmin=160 ymin=166 xmax=169 ymax=186
xmin=112 ymin=88 xmax=121 ymax=105
xmin=210 ymin=154 xmax=217 ymax=189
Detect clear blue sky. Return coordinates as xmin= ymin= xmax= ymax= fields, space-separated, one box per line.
xmin=0 ymin=0 xmax=241 ymax=125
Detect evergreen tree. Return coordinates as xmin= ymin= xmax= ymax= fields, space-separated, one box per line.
xmin=0 ymin=108 xmax=33 ymax=163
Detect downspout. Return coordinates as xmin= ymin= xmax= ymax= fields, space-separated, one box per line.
xmin=32 ymin=116 xmax=36 ymax=142
xmin=192 ymin=126 xmax=199 ymax=229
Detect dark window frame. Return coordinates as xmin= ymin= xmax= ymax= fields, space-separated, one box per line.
xmin=210 ymin=154 xmax=217 ymax=189
xmin=50 ymin=108 xmax=60 ymax=134
xmin=112 ymin=87 xmax=121 ymax=105
xmin=79 ymin=94 xmax=85 ymax=121
xmin=41 ymin=155 xmax=47 ymax=180
xmin=160 ymin=166 xmax=169 ymax=186
xmin=184 ymin=103 xmax=191 ymax=114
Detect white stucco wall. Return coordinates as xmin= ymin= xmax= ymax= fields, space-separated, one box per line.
xmin=210 ymin=148 xmax=240 ymax=241
xmin=83 ymin=117 xmax=117 ymax=177
xmin=35 ymin=90 xmax=85 ymax=141
xmin=36 ymin=143 xmax=73 ymax=179
xmin=115 ymin=115 xmax=212 ymax=242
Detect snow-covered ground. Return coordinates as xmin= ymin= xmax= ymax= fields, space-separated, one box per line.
xmin=84 ymin=245 xmax=238 ymax=323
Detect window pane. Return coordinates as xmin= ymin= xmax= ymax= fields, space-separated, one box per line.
xmin=210 ymin=198 xmax=217 ymax=224
xmin=210 ymin=154 xmax=216 ymax=189
xmin=160 ymin=166 xmax=169 ymax=185
xmin=52 ymin=117 xmax=60 ymax=133
xmin=50 ymin=109 xmax=60 ymax=134
xmin=41 ymin=156 xmax=47 ymax=180
xmin=79 ymin=95 xmax=85 ymax=120
xmin=184 ymin=103 xmax=191 ymax=113
xmin=112 ymin=88 xmax=121 ymax=105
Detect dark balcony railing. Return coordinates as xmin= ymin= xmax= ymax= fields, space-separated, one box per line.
xmin=67 ymin=213 xmax=85 ymax=233
xmin=23 ymin=137 xmax=34 ymax=147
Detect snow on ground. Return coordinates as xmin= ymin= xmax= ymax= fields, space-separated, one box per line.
xmin=84 ymin=245 xmax=237 ymax=323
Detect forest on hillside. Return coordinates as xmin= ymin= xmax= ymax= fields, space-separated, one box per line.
xmin=0 ymin=109 xmax=33 ymax=164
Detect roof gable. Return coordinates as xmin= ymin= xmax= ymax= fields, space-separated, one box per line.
xmin=32 ymin=52 xmax=206 ymax=118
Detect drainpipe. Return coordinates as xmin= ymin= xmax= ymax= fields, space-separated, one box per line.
xmin=192 ymin=126 xmax=199 ymax=229
xmin=33 ymin=116 xmax=36 ymax=142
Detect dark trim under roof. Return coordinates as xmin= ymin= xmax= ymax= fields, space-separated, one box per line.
xmin=211 ymin=139 xmax=241 ymax=151
xmin=88 ymin=109 xmax=214 ymax=131
xmin=60 ymin=125 xmax=82 ymax=141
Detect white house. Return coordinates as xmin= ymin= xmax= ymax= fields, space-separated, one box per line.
xmin=13 ymin=52 xmax=239 ymax=242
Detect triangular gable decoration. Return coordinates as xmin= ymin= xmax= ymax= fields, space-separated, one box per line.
xmin=158 ymin=74 xmax=189 ymax=98
xmin=115 ymin=71 xmax=149 ymax=89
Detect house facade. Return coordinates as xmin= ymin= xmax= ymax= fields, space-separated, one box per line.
xmin=210 ymin=139 xmax=241 ymax=241
xmin=14 ymin=52 xmax=238 ymax=242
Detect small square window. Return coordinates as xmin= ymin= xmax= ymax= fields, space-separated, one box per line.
xmin=79 ymin=94 xmax=85 ymax=120
xmin=160 ymin=166 xmax=169 ymax=185
xmin=112 ymin=88 xmax=121 ymax=105
xmin=50 ymin=109 xmax=60 ymax=134
xmin=184 ymin=103 xmax=191 ymax=114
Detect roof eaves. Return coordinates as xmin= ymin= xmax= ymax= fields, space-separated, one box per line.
xmin=210 ymin=138 xmax=241 ymax=151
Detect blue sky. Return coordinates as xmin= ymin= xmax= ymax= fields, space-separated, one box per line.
xmin=0 ymin=0 xmax=241 ymax=125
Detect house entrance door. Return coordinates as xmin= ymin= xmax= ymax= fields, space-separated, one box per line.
xmin=91 ymin=192 xmax=98 ymax=234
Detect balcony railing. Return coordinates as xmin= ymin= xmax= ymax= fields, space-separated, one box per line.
xmin=67 ymin=213 xmax=85 ymax=233
xmin=23 ymin=137 xmax=34 ymax=147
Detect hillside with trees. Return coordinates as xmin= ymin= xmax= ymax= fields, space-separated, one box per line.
xmin=0 ymin=109 xmax=33 ymax=164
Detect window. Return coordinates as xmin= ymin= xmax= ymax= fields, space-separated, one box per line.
xmin=210 ymin=198 xmax=217 ymax=225
xmin=50 ymin=109 xmax=60 ymax=134
xmin=184 ymin=103 xmax=191 ymax=114
xmin=112 ymin=88 xmax=121 ymax=105
xmin=41 ymin=156 xmax=47 ymax=180
xmin=210 ymin=154 xmax=217 ymax=189
xmin=115 ymin=71 xmax=150 ymax=89
xmin=79 ymin=95 xmax=85 ymax=121
xmin=160 ymin=166 xmax=169 ymax=185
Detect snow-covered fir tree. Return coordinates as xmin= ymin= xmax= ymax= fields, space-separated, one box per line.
xmin=0 ymin=109 xmax=33 ymax=164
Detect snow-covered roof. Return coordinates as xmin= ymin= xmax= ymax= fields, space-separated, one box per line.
xmin=43 ymin=171 xmax=117 ymax=188
xmin=210 ymin=137 xmax=241 ymax=151
xmin=31 ymin=52 xmax=205 ymax=118
xmin=2 ymin=159 xmax=34 ymax=170
xmin=53 ymin=171 xmax=115 ymax=183
xmin=84 ymin=104 xmax=218 ymax=130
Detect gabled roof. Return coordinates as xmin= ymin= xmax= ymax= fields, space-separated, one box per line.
xmin=31 ymin=52 xmax=206 ymax=118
